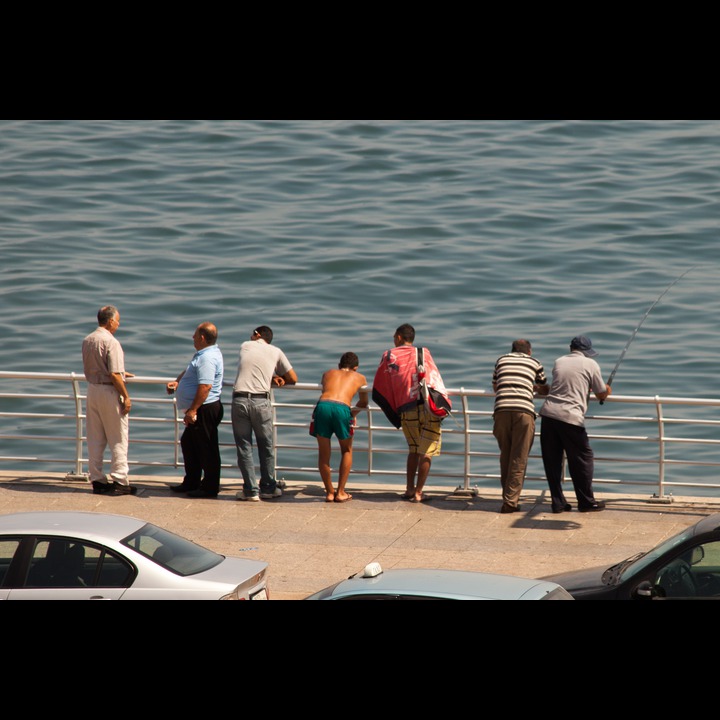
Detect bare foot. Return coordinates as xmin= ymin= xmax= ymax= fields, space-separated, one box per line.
xmin=326 ymin=492 xmax=335 ymax=503
xmin=335 ymin=493 xmax=353 ymax=503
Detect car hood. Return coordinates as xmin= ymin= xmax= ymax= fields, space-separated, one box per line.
xmin=541 ymin=565 xmax=608 ymax=594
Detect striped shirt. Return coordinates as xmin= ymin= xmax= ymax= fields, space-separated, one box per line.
xmin=492 ymin=352 xmax=547 ymax=417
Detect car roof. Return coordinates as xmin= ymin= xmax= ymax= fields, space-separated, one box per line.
xmin=0 ymin=511 xmax=147 ymax=541
xmin=323 ymin=567 xmax=569 ymax=600
xmin=692 ymin=513 xmax=720 ymax=537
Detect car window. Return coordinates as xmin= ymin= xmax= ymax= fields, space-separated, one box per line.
xmin=653 ymin=541 xmax=720 ymax=599
xmin=622 ymin=526 xmax=695 ymax=581
xmin=686 ymin=540 xmax=720 ymax=598
xmin=0 ymin=539 xmax=22 ymax=586
xmin=24 ymin=538 xmax=133 ymax=589
xmin=26 ymin=539 xmax=88 ymax=588
xmin=78 ymin=544 xmax=134 ymax=588
xmin=122 ymin=523 xmax=224 ymax=576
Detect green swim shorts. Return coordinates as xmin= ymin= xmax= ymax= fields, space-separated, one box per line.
xmin=311 ymin=400 xmax=355 ymax=440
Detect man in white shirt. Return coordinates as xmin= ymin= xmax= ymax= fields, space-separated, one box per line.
xmin=81 ymin=305 xmax=136 ymax=496
xmin=231 ymin=326 xmax=297 ymax=501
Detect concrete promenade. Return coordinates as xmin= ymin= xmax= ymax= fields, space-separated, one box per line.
xmin=1 ymin=470 xmax=719 ymax=599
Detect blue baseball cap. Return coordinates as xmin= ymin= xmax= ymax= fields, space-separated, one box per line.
xmin=570 ymin=335 xmax=598 ymax=358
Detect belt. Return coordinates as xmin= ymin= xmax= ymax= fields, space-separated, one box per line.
xmin=233 ymin=391 xmax=270 ymax=399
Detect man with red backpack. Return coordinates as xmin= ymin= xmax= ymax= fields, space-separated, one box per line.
xmin=372 ymin=323 xmax=450 ymax=503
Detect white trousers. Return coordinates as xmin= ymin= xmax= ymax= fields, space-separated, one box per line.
xmin=86 ymin=383 xmax=129 ymax=484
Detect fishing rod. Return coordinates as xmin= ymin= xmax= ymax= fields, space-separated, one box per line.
xmin=600 ymin=265 xmax=697 ymax=405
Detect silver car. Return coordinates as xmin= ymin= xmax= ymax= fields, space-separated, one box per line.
xmin=0 ymin=511 xmax=269 ymax=600
xmin=305 ymin=562 xmax=573 ymax=600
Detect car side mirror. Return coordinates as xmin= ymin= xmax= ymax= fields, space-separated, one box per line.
xmin=633 ymin=581 xmax=659 ymax=600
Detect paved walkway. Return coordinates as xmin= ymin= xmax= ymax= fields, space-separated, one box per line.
xmin=1 ymin=470 xmax=718 ymax=599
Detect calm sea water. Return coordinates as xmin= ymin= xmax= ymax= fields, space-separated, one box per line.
xmin=1 ymin=120 xmax=719 ymax=487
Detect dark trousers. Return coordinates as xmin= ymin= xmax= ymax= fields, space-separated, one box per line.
xmin=180 ymin=400 xmax=224 ymax=494
xmin=540 ymin=415 xmax=597 ymax=511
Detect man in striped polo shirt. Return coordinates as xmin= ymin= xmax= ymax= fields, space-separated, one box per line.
xmin=492 ymin=339 xmax=549 ymax=514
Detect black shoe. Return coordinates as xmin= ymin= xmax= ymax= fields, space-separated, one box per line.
xmin=578 ymin=501 xmax=605 ymax=513
xmin=553 ymin=503 xmax=572 ymax=514
xmin=170 ymin=484 xmax=196 ymax=493
xmin=92 ymin=481 xmax=115 ymax=495
xmin=187 ymin=489 xmax=218 ymax=499
xmin=111 ymin=482 xmax=138 ymax=496
xmin=500 ymin=503 xmax=519 ymax=514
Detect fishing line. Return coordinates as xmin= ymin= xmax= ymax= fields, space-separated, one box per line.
xmin=600 ymin=265 xmax=698 ymax=405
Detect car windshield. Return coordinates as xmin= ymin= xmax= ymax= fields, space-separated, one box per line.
xmin=122 ymin=523 xmax=224 ymax=576
xmin=613 ymin=525 xmax=696 ymax=583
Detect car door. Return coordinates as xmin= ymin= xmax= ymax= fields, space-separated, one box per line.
xmin=6 ymin=537 xmax=132 ymax=600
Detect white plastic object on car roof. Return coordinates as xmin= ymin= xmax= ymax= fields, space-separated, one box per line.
xmin=362 ymin=562 xmax=383 ymax=578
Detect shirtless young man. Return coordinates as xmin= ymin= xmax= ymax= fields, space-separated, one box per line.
xmin=311 ymin=352 xmax=369 ymax=503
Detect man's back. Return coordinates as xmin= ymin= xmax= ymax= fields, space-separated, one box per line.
xmin=233 ymin=340 xmax=292 ymax=393
xmin=493 ymin=352 xmax=546 ymax=415
xmin=319 ymin=369 xmax=368 ymax=406
xmin=540 ymin=352 xmax=604 ymax=426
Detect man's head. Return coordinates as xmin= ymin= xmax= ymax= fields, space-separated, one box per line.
xmin=252 ymin=326 xmax=273 ymax=344
xmin=97 ymin=306 xmax=120 ymax=334
xmin=194 ymin=322 xmax=218 ymax=349
xmin=394 ymin=323 xmax=415 ymax=346
xmin=570 ymin=335 xmax=598 ymax=358
xmin=339 ymin=352 xmax=359 ymax=370
xmin=512 ymin=339 xmax=532 ymax=355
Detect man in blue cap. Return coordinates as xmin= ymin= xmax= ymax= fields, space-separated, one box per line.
xmin=539 ymin=336 xmax=612 ymax=513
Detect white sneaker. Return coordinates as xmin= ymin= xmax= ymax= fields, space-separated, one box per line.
xmin=236 ymin=492 xmax=260 ymax=502
xmin=259 ymin=487 xmax=282 ymax=499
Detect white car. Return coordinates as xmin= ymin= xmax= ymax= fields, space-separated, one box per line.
xmin=305 ymin=562 xmax=573 ymax=600
xmin=0 ymin=511 xmax=269 ymax=600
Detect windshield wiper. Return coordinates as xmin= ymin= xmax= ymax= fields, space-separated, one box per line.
xmin=602 ymin=552 xmax=647 ymax=584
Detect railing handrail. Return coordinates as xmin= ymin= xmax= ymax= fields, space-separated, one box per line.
xmin=2 ymin=370 xmax=720 ymax=500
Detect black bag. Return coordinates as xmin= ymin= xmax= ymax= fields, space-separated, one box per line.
xmin=417 ymin=347 xmax=452 ymax=420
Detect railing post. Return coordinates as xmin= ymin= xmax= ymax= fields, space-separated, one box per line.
xmin=172 ymin=395 xmax=181 ymax=468
xmin=270 ymin=390 xmax=287 ymax=489
xmin=364 ymin=405 xmax=373 ymax=477
xmin=649 ymin=396 xmax=673 ymax=503
xmin=66 ymin=373 xmax=89 ymax=481
xmin=453 ymin=390 xmax=479 ymax=497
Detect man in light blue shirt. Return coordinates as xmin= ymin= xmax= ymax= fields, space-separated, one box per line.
xmin=166 ymin=322 xmax=224 ymax=498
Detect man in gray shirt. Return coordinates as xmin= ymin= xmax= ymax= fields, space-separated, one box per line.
xmin=231 ymin=326 xmax=297 ymax=501
xmin=539 ymin=335 xmax=611 ymax=514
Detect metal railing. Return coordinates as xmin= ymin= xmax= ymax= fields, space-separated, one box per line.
xmin=1 ymin=370 xmax=720 ymax=501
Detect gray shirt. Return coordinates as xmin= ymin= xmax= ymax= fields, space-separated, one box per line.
xmin=232 ymin=340 xmax=292 ymax=394
xmin=539 ymin=351 xmax=606 ymax=427
xmin=82 ymin=327 xmax=126 ymax=385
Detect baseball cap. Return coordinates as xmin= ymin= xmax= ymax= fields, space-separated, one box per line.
xmin=570 ymin=335 xmax=598 ymax=358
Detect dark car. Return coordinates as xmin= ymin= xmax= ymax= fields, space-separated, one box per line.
xmin=542 ymin=512 xmax=720 ymax=600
